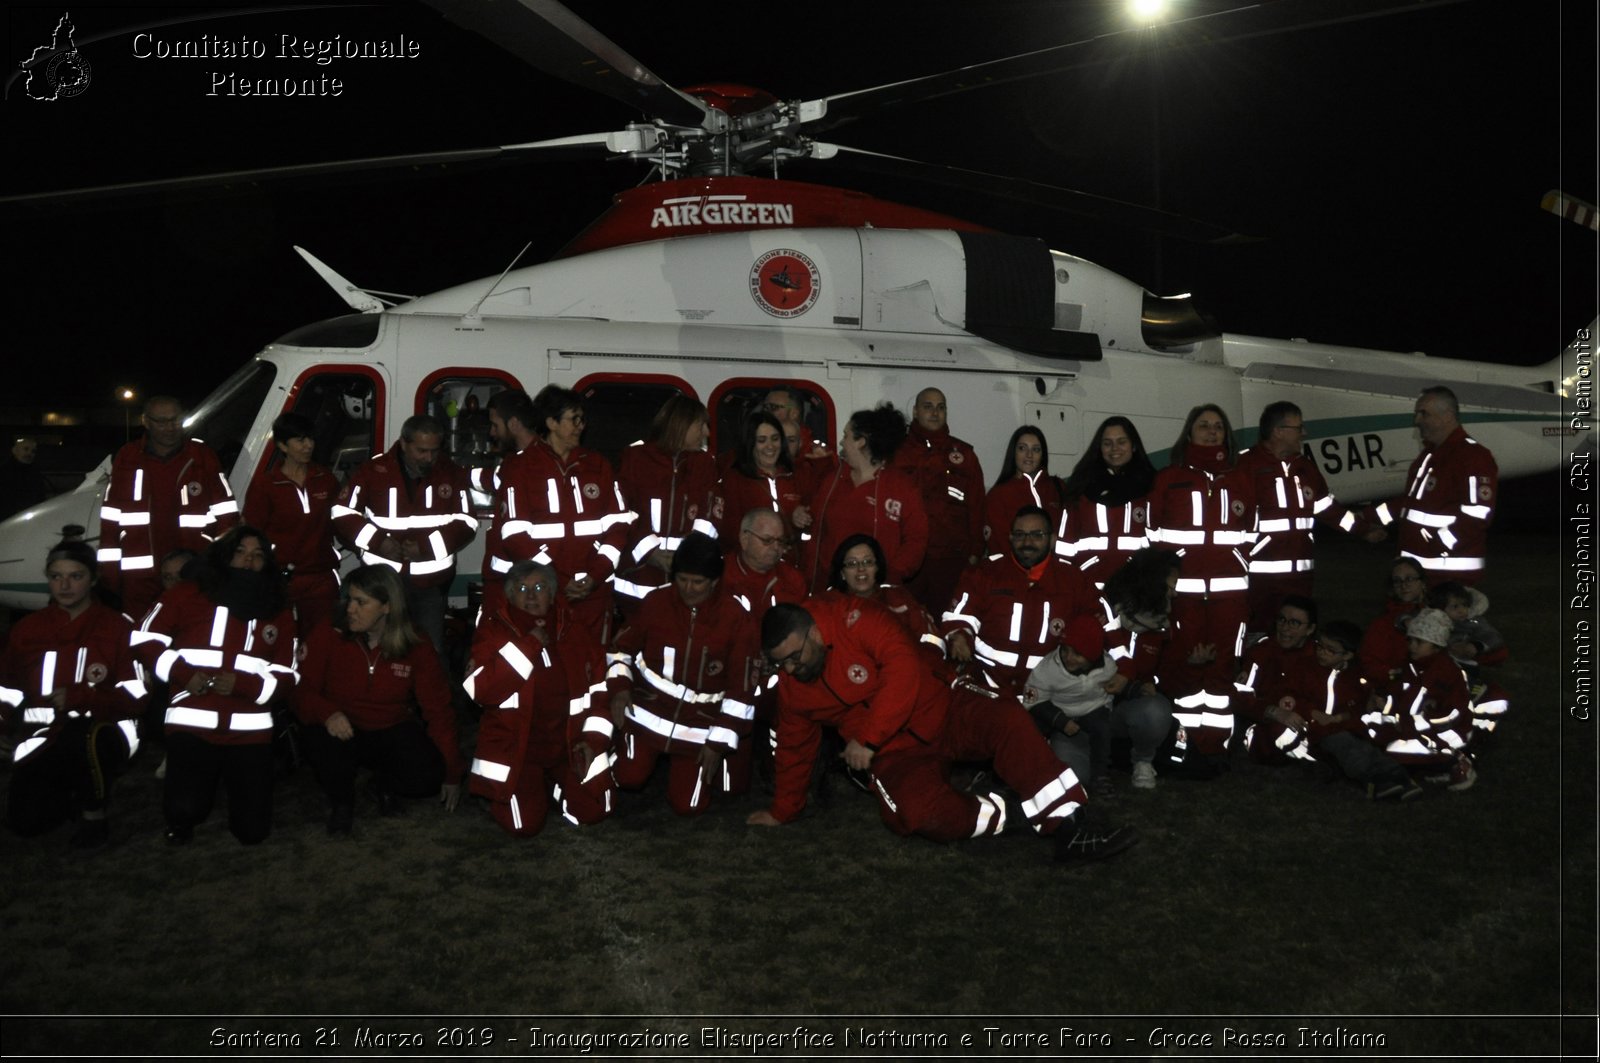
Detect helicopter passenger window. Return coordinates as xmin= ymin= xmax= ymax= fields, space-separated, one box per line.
xmin=573 ymin=379 xmax=690 ymax=467
xmin=283 ymin=373 xmax=380 ymax=483
xmin=709 ymin=381 xmax=833 ymax=464
xmin=419 ymin=374 xmax=511 ymax=518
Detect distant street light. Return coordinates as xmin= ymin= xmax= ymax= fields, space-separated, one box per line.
xmin=117 ymin=386 xmax=137 ymax=442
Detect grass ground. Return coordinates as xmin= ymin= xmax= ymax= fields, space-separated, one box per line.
xmin=1 ymin=527 xmax=1593 ymax=1059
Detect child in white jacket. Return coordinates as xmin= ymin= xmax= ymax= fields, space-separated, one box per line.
xmin=1022 ymin=614 xmax=1120 ymax=794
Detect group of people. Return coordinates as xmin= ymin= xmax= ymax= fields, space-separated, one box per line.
xmin=0 ymin=380 xmax=1507 ymax=867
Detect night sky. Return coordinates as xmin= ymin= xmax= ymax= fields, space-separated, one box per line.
xmin=3 ymin=0 xmax=1595 ymax=408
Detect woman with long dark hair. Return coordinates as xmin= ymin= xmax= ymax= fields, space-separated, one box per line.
xmin=296 ymin=563 xmax=464 ymax=834
xmin=133 ymin=525 xmax=296 ymax=845
xmin=983 ymin=426 xmax=1063 ymax=552
xmin=714 ymin=411 xmax=811 ymax=545
xmin=1059 ymin=416 xmax=1157 ymax=587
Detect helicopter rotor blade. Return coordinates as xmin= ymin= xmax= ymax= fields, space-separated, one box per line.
xmin=420 ymin=0 xmax=709 ymax=127
xmin=806 ymin=143 xmax=1259 ymax=245
xmin=804 ymin=0 xmax=1468 ymax=133
xmin=0 ymin=132 xmax=629 ymax=210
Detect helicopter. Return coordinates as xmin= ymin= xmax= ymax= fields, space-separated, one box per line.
xmin=0 ymin=0 xmax=1588 ymax=610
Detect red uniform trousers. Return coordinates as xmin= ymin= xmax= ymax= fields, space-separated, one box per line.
xmin=614 ymin=735 xmax=736 ymax=817
xmin=869 ymin=685 xmax=1085 ymax=842
xmin=1166 ymin=593 xmax=1250 ymax=756
xmin=488 ymin=750 xmax=609 ymax=837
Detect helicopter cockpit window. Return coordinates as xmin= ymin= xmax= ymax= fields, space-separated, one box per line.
xmin=420 ymin=376 xmax=508 ymax=517
xmin=574 ymin=380 xmax=689 ymax=467
xmin=711 ymin=382 xmax=833 ymax=464
xmin=183 ymin=360 xmax=278 ymax=483
xmin=282 ymin=373 xmax=380 ymax=482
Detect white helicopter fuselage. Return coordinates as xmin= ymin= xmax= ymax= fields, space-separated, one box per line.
xmin=0 ymin=225 xmax=1571 ymax=610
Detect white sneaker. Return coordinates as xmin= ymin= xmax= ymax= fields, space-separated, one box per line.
xmin=1132 ymin=761 xmax=1157 ymax=790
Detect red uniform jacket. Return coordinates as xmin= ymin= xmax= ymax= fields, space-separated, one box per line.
xmin=825 ymin=587 xmax=950 ymax=680
xmin=486 ymin=439 xmax=632 ymax=589
xmin=1146 ymin=459 xmax=1257 ymax=597
xmin=721 ymin=554 xmax=807 ymax=614
xmin=607 ymin=586 xmax=760 ymax=756
xmin=296 ymin=621 xmax=464 ymax=782
xmin=244 ymin=461 xmax=341 ymax=581
xmin=894 ymin=423 xmax=985 ymax=562
xmin=1374 ymin=650 xmax=1473 ymax=753
xmin=615 ymin=442 xmax=719 ymax=603
xmin=465 ymin=603 xmax=612 ymax=802
xmin=332 ymin=444 xmax=477 ymax=591
xmin=1097 ymin=602 xmax=1201 ymax=696
xmin=0 ymin=602 xmax=143 ymax=762
xmin=1362 ymin=599 xmax=1419 ymax=689
xmin=983 ymin=473 xmax=1064 ymax=549
xmin=1373 ymin=426 xmax=1498 ymax=583
xmin=97 ymin=439 xmax=239 ymax=615
xmin=769 ymin=595 xmax=952 ymax=822
xmin=1231 ymin=638 xmax=1320 ymax=723
xmin=1057 ymin=494 xmax=1150 ymax=586
xmin=1236 ymin=444 xmax=1358 ymax=579
xmin=713 ymin=467 xmax=813 ymax=543
xmin=943 ymin=554 xmax=1101 ymax=694
xmin=800 ymin=464 xmax=928 ymax=592
xmin=1292 ymin=665 xmax=1373 ymax=743
xmin=132 ymin=583 xmax=296 ymax=746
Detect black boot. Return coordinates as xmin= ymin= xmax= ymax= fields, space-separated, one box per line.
xmin=1053 ymin=816 xmax=1138 ymax=866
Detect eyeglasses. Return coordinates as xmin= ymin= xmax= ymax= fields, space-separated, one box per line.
xmin=1314 ymin=641 xmax=1351 ymax=655
xmin=1276 ymin=615 xmax=1310 ymax=628
xmin=1392 ymin=574 xmax=1422 ymax=585
xmin=743 ymin=531 xmax=786 ymax=548
xmin=763 ymin=401 xmax=796 ymax=412
xmin=515 ymin=582 xmax=550 ymax=594
xmin=1010 ymin=530 xmax=1049 ymax=542
xmin=842 ymin=558 xmax=877 ymax=569
xmin=769 ymin=646 xmax=807 ymax=670
xmin=145 ymin=415 xmax=181 ymax=426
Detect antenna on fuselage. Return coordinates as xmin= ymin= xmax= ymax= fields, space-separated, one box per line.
xmin=462 ymin=242 xmax=535 ymax=326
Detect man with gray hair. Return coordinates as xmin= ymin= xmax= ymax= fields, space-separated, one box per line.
xmin=721 ymin=508 xmax=806 ymax=614
xmin=332 ymin=414 xmax=476 ymax=649
xmin=1367 ymin=386 xmax=1499 ymax=586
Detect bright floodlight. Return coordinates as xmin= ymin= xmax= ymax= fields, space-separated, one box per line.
xmin=1128 ymin=0 xmax=1170 ymax=22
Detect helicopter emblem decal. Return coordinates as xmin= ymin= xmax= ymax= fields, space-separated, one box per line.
xmin=750 ymin=248 xmax=820 ymax=319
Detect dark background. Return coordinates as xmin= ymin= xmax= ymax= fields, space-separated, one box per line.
xmin=2 ymin=0 xmax=1595 ymax=408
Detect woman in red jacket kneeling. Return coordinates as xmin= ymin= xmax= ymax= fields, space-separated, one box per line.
xmin=297 ymin=564 xmax=465 ymax=834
